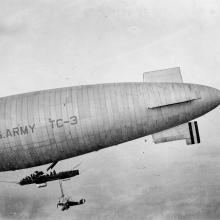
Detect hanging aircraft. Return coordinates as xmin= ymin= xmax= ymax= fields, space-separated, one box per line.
xmin=0 ymin=67 xmax=219 ymax=177
xmin=57 ymin=180 xmax=86 ymax=211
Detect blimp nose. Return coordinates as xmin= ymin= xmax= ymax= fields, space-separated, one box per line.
xmin=213 ymin=88 xmax=220 ymax=106
xmin=198 ymin=85 xmax=220 ymax=109
xmin=184 ymin=84 xmax=220 ymax=121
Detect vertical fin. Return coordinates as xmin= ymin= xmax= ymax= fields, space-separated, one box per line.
xmin=152 ymin=121 xmax=201 ymax=145
xmin=143 ymin=67 xmax=183 ymax=83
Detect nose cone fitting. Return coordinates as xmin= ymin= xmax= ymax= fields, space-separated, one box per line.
xmin=204 ymin=86 xmax=220 ymax=107
xmin=215 ymin=88 xmax=220 ymax=106
xmin=196 ymin=85 xmax=220 ymax=113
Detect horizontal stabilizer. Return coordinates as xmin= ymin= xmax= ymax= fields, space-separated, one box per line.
xmin=152 ymin=121 xmax=201 ymax=145
xmin=143 ymin=67 xmax=183 ymax=83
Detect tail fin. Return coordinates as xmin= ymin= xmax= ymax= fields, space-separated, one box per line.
xmin=143 ymin=67 xmax=183 ymax=83
xmin=152 ymin=121 xmax=201 ymax=145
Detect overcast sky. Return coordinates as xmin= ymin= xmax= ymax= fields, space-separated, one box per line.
xmin=0 ymin=0 xmax=220 ymax=219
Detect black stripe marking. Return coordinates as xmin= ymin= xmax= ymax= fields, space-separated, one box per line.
xmin=188 ymin=122 xmax=195 ymax=144
xmin=194 ymin=121 xmax=200 ymax=143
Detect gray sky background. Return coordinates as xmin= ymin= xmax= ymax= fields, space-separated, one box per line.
xmin=0 ymin=0 xmax=220 ymax=219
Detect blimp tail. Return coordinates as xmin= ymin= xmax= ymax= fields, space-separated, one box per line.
xmin=143 ymin=67 xmax=201 ymax=145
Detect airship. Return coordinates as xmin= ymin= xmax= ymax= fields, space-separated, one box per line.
xmin=0 ymin=67 xmax=219 ymax=173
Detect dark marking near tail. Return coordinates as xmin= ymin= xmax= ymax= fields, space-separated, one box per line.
xmin=188 ymin=122 xmax=195 ymax=144
xmin=194 ymin=121 xmax=200 ymax=143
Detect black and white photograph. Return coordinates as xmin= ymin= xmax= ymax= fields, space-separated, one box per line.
xmin=0 ymin=0 xmax=220 ymax=219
